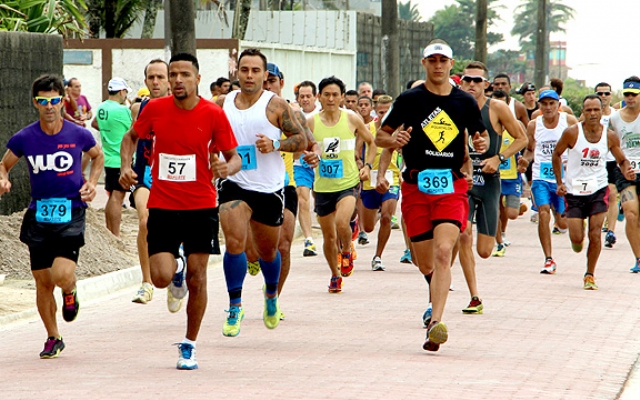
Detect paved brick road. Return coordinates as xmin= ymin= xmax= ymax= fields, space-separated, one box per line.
xmin=2 ymin=209 xmax=640 ymax=399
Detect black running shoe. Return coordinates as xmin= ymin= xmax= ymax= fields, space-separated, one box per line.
xmin=62 ymin=288 xmax=79 ymax=322
xmin=40 ymin=336 xmax=65 ymax=359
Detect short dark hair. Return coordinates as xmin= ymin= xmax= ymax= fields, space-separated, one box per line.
xmin=298 ymin=80 xmax=317 ymax=96
xmin=210 ymin=81 xmax=219 ymax=91
xmin=238 ymin=48 xmax=267 ymax=71
xmin=583 ymin=94 xmax=603 ymax=106
xmin=465 ymin=61 xmax=489 ymax=77
xmin=144 ymin=59 xmax=169 ymax=79
xmin=594 ymin=82 xmax=611 ymax=91
xmin=108 ymin=90 xmax=120 ymax=96
xmin=345 ymin=89 xmax=358 ymax=97
xmin=493 ymin=73 xmax=510 ymax=85
xmin=169 ymin=52 xmax=199 ymax=72
xmin=32 ymin=74 xmax=65 ymax=98
xmin=216 ymin=77 xmax=230 ymax=86
xmin=358 ymin=96 xmax=373 ymax=105
xmin=319 ymin=76 xmax=346 ymax=95
xmin=231 ymin=80 xmax=240 ymax=88
xmin=372 ymin=88 xmax=387 ymax=98
xmin=550 ymin=78 xmax=564 ymax=95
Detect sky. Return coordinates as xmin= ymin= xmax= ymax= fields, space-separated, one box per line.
xmin=415 ymin=0 xmax=640 ymax=90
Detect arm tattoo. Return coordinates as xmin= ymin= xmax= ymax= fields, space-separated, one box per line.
xmin=281 ymin=107 xmax=302 ymax=135
xmin=294 ymin=109 xmax=317 ymax=150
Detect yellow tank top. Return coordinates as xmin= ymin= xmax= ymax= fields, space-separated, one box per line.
xmin=499 ymin=130 xmax=518 ymax=180
xmin=313 ymin=111 xmax=360 ymax=193
xmin=280 ymin=133 xmax=296 ymax=187
xmin=363 ymin=123 xmax=400 ymax=190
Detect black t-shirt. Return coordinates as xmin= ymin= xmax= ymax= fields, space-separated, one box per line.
xmin=382 ymin=85 xmax=486 ymax=184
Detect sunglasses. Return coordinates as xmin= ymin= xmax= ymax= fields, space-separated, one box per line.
xmin=624 ymin=92 xmax=640 ymax=97
xmin=596 ymin=91 xmax=611 ymax=96
xmin=34 ymin=96 xmax=63 ymax=106
xmin=461 ymin=75 xmax=486 ymax=83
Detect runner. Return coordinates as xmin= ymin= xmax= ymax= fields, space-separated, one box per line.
xmin=522 ymin=90 xmax=578 ymax=274
xmin=491 ymin=73 xmax=530 ymax=127
xmin=457 ymin=62 xmax=528 ymax=314
xmin=519 ymin=82 xmax=539 ymax=120
xmin=609 ymin=76 xmax=640 ymax=272
xmin=552 ymin=94 xmax=633 ymax=289
xmin=120 ymin=52 xmax=241 ymax=370
xmin=344 ymin=90 xmax=359 ymax=112
xmin=356 ymin=95 xmax=375 ymax=246
xmin=309 ymin=75 xmax=376 ymax=293
xmin=377 ymin=40 xmax=488 ymax=351
xmin=0 ymin=74 xmax=104 ymax=359
xmin=217 ymin=49 xmax=308 ymax=337
xmin=129 ymin=59 xmax=170 ymax=305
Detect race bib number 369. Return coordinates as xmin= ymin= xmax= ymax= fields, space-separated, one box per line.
xmin=158 ymin=153 xmax=196 ymax=182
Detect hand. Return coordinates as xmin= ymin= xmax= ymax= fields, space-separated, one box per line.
xmin=211 ymin=154 xmax=229 ymax=179
xmin=79 ymin=181 xmax=96 ymax=202
xmin=624 ymin=165 xmax=636 ymax=181
xmin=0 ymin=178 xmax=12 ymax=197
xmin=376 ymin=173 xmax=390 ymax=194
xmin=393 ymin=126 xmax=411 ymax=148
xmin=480 ymin=155 xmax=500 ymax=174
xmin=302 ymin=151 xmax=320 ymax=168
xmin=119 ymin=166 xmax=138 ymax=188
xmin=255 ymin=134 xmax=274 ymax=153
xmin=472 ymin=132 xmax=488 ymax=153
xmin=556 ymin=183 xmax=567 ymax=196
xmin=359 ymin=165 xmax=370 ymax=182
xmin=462 ymin=172 xmax=473 ymax=190
xmin=517 ymin=157 xmax=529 ymax=173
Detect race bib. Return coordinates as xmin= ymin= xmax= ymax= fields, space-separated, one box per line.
xmin=319 ymin=159 xmax=343 ymax=178
xmin=629 ymin=157 xmax=640 ymax=173
xmin=237 ymin=145 xmax=257 ymax=171
xmin=417 ymin=169 xmax=454 ymax=195
xmin=370 ymin=170 xmax=394 ymax=185
xmin=539 ymin=161 xmax=563 ymax=180
xmin=36 ymin=198 xmax=71 ymax=224
xmin=499 ymin=158 xmax=511 ymax=171
xmin=158 ymin=153 xmax=196 ymax=182
xmin=572 ymin=178 xmax=598 ymax=195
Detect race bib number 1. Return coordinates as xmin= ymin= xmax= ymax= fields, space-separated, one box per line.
xmin=158 ymin=153 xmax=196 ymax=182
xmin=417 ymin=169 xmax=454 ymax=195
xmin=36 ymin=198 xmax=71 ymax=224
xmin=319 ymin=159 xmax=343 ymax=178
xmin=237 ymin=145 xmax=257 ymax=171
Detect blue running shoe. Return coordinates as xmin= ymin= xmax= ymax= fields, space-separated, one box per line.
xmin=422 ymin=303 xmax=432 ymax=329
xmin=605 ymin=230 xmax=616 ymax=249
xmin=175 ymin=343 xmax=198 ymax=370
xmin=169 ymin=255 xmax=188 ymax=300
xmin=631 ymin=262 xmax=640 ymax=273
xmin=400 ymin=249 xmax=412 ymax=264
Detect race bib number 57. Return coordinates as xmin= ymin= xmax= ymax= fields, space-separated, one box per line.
xmin=158 ymin=153 xmax=196 ymax=182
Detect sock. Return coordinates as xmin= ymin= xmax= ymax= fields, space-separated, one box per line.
xmin=223 ymin=251 xmax=247 ymax=305
xmin=584 ymin=272 xmax=593 ymax=277
xmin=182 ymin=338 xmax=196 ymax=347
xmin=306 ymin=236 xmax=313 ymax=242
xmin=175 ymin=257 xmax=184 ymax=274
xmin=260 ymin=251 xmax=281 ymax=296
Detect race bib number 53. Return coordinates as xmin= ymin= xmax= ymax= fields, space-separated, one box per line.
xmin=158 ymin=153 xmax=196 ymax=182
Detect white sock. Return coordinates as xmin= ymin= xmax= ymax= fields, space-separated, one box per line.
xmin=182 ymin=338 xmax=196 ymax=347
xmin=306 ymin=237 xmax=314 ymax=242
xmin=175 ymin=257 xmax=184 ymax=274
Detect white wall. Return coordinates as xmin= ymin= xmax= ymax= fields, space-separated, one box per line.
xmin=63 ymin=50 xmax=102 ymax=119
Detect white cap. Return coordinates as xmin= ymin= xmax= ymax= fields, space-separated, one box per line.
xmin=423 ymin=43 xmax=453 ymax=59
xmin=108 ymin=77 xmax=132 ymax=92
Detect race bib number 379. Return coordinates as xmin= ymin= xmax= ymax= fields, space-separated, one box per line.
xmin=158 ymin=153 xmax=196 ymax=182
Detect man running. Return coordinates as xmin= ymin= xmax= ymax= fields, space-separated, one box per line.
xmin=377 ymin=40 xmax=488 ymax=351
xmin=610 ymin=76 xmax=640 ymax=272
xmin=491 ymin=73 xmax=530 ymax=127
xmin=0 ymin=74 xmax=104 ymax=359
xmin=519 ymin=82 xmax=539 ymax=120
xmin=129 ymin=59 xmax=170 ymax=305
xmin=217 ymin=49 xmax=308 ymax=337
xmin=120 ymin=53 xmax=241 ymax=370
xmin=522 ymin=90 xmax=578 ymax=273
xmin=309 ymin=76 xmax=375 ymax=293
xmin=553 ymin=94 xmax=633 ymax=289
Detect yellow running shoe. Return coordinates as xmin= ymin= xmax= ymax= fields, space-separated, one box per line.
xmin=462 ymin=296 xmax=484 ymax=314
xmin=167 ymin=289 xmax=183 ymax=313
xmin=491 ymin=244 xmax=506 ymax=257
xmin=263 ymin=288 xmax=281 ymax=329
xmin=222 ymin=306 xmax=245 ymax=337
xmin=132 ymin=282 xmax=154 ymax=304
xmin=583 ymin=275 xmax=598 ymax=290
xmin=247 ymin=260 xmax=261 ymax=276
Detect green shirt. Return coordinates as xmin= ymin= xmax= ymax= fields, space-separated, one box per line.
xmin=96 ymin=99 xmax=132 ymax=168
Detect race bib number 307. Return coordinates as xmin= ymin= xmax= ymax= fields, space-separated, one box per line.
xmin=158 ymin=153 xmax=196 ymax=182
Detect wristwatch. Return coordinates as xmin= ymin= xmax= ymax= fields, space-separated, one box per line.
xmin=365 ymin=163 xmax=373 ymax=169
xmin=272 ymin=139 xmax=280 ymax=151
xmin=498 ymin=153 xmax=506 ymax=163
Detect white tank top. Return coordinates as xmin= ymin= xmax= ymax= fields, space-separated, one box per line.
xmin=610 ymin=110 xmax=640 ymax=169
xmin=508 ymin=98 xmax=516 ymax=117
xmin=603 ymin=108 xmax=617 ymax=162
xmin=565 ymin=123 xmax=608 ymax=195
xmin=223 ymin=90 xmax=284 ymax=193
xmin=533 ymin=113 xmax=568 ymax=182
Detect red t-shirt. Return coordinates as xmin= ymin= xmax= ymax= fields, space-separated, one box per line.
xmin=133 ymin=96 xmax=237 ymax=210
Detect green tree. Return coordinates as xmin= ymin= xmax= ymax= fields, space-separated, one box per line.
xmin=486 ymin=49 xmax=526 ymax=77
xmin=511 ymin=0 xmax=576 ymax=53
xmin=140 ymin=0 xmax=162 ymax=39
xmin=398 ymin=1 xmax=421 ymax=22
xmin=429 ymin=0 xmax=503 ymax=61
xmin=85 ymin=0 xmax=145 ymax=38
xmin=0 ymin=0 xmax=89 ymax=38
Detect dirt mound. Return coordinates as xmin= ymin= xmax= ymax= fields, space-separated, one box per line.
xmin=0 ymin=207 xmax=138 ymax=280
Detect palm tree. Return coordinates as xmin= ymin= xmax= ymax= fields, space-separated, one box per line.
xmin=398 ymin=1 xmax=421 ymax=22
xmin=85 ymin=0 xmax=145 ymax=38
xmin=0 ymin=0 xmax=89 ymax=38
xmin=511 ymin=0 xmax=576 ymax=52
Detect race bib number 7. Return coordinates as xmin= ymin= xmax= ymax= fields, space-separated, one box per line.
xmin=158 ymin=153 xmax=196 ymax=182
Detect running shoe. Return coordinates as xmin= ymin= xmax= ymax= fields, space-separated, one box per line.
xmin=169 ymin=255 xmax=188 ymax=300
xmin=422 ymin=303 xmax=432 ymax=329
xmin=491 ymin=243 xmax=506 ymax=257
xmin=400 ymin=249 xmax=412 ymax=264
xmin=222 ymin=305 xmax=244 ymax=337
xmin=630 ymin=261 xmax=640 ymax=273
xmin=422 ymin=321 xmax=448 ymax=352
xmin=247 ymin=260 xmax=261 ymax=276
xmin=502 ymin=233 xmax=511 ymax=247
xmin=351 ymin=241 xmax=358 ymax=261
xmin=552 ymin=227 xmax=562 ymax=235
xmin=604 ymin=230 xmax=617 ymax=249
xmin=167 ymin=288 xmax=183 ymax=313
xmin=357 ymin=231 xmax=370 ymax=245
xmin=341 ymin=253 xmax=354 ymax=277
xmin=263 ymin=289 xmax=281 ymax=329
xmin=618 ymin=202 xmax=625 ymax=221
xmin=540 ymin=259 xmax=557 ymax=274
xmin=280 ymin=311 xmax=286 ymax=321
xmin=303 ymin=239 xmax=318 ymax=257
xmin=462 ymin=296 xmax=484 ymax=314
xmin=175 ymin=342 xmax=198 ymax=370
xmin=371 ymin=256 xmax=385 ymax=271
xmin=40 ymin=336 xmax=65 ymax=359
xmin=62 ymin=287 xmax=79 ymax=322
xmin=530 ymin=211 xmax=539 ymax=223
xmin=328 ymin=276 xmax=342 ymax=293
xmin=391 ymin=215 xmax=400 ymax=230
xmin=132 ymin=282 xmax=154 ymax=304
xmin=583 ymin=275 xmax=598 ymax=290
